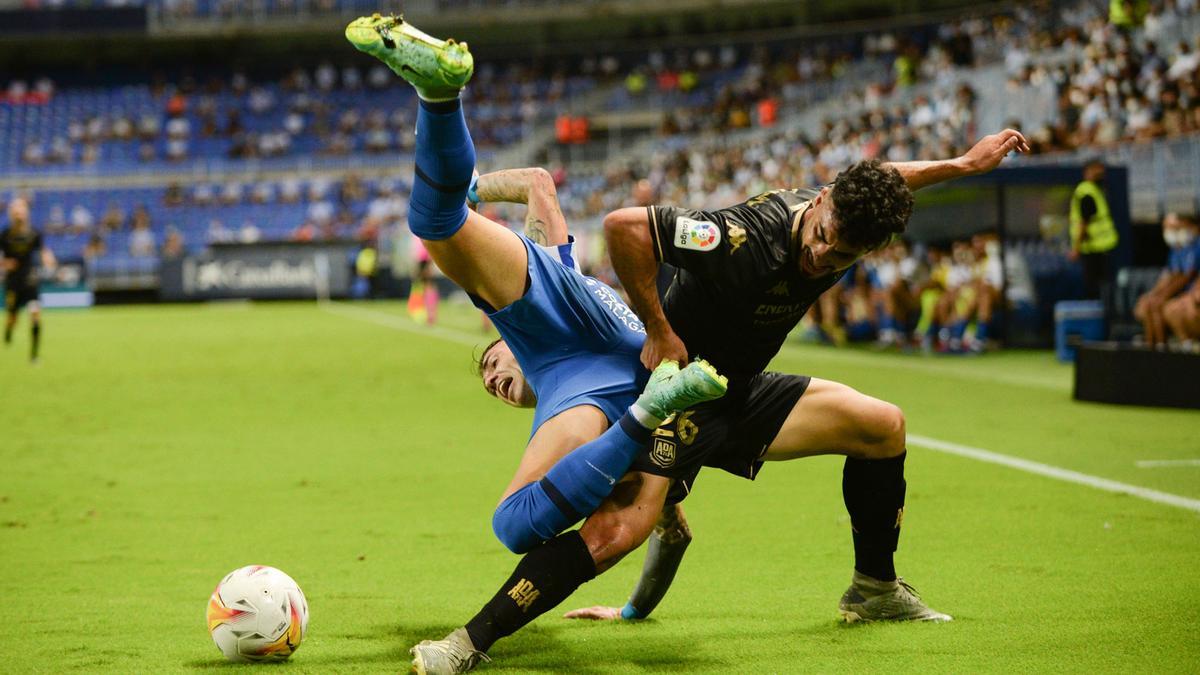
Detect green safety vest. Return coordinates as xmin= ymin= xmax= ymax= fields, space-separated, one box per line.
xmin=1069 ymin=180 xmax=1119 ymax=254
xmin=1109 ymin=0 xmax=1148 ymax=27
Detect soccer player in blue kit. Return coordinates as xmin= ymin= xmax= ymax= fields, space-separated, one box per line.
xmin=346 ymin=14 xmax=729 ymax=673
xmin=347 ymin=14 xmax=1029 ymax=674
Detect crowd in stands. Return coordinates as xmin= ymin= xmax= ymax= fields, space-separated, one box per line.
xmin=1008 ymin=0 xmax=1200 ymax=152
xmin=794 ymin=235 xmax=1014 ymax=354
xmin=5 ymin=0 xmax=1200 ymax=350
xmin=0 ymin=172 xmax=413 ymax=271
xmin=3 ymin=61 xmax=586 ymax=172
xmin=14 ymin=0 xmax=545 ymax=15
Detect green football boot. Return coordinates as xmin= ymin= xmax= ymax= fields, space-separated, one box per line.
xmin=838 ymin=572 xmax=953 ymax=623
xmin=635 ymin=358 xmax=728 ymax=422
xmin=345 ymin=14 xmax=473 ymax=100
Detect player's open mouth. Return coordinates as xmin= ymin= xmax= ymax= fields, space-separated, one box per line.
xmin=499 ymin=377 xmax=511 ymax=400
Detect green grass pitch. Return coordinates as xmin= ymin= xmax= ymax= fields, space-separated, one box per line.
xmin=1 ymin=301 xmax=1198 ymax=673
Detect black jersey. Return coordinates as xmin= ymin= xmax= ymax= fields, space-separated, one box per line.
xmin=648 ymin=188 xmax=844 ymax=393
xmin=1 ymin=227 xmax=43 ymax=288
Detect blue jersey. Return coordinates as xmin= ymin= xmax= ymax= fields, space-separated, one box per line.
xmin=1168 ymin=239 xmax=1199 ymax=275
xmin=475 ymin=235 xmax=648 ymax=435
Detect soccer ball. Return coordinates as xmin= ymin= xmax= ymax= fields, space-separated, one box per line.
xmin=206 ymin=565 xmax=309 ymax=662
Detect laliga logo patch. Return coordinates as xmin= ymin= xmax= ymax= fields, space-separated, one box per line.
xmin=674 ymin=217 xmax=721 ymax=252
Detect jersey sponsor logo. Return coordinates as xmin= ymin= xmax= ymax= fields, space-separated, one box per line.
xmin=755 ymin=302 xmax=804 ymax=316
xmin=674 ymin=217 xmax=721 ymax=252
xmin=507 ymin=579 xmax=541 ymax=612
xmin=651 ymin=437 xmax=676 ymax=469
xmin=726 ymin=221 xmax=747 ymax=254
xmin=584 ymin=278 xmax=646 ymax=334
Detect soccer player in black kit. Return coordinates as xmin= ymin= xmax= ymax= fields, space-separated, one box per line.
xmin=2 ymin=198 xmax=56 ymax=363
xmin=405 ymin=127 xmax=1028 ymax=674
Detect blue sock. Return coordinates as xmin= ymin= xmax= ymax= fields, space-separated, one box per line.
xmin=492 ymin=414 xmax=652 ymax=553
xmin=409 ymin=98 xmax=475 ymax=240
xmin=975 ymin=321 xmax=989 ymax=342
xmin=952 ymin=320 xmax=968 ymax=340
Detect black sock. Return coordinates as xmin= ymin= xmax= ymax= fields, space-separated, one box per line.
xmin=419 ymin=97 xmax=462 ymax=114
xmin=31 ymin=322 xmax=39 ymax=359
xmin=464 ymin=530 xmax=596 ymax=652
xmin=842 ymin=452 xmax=906 ymax=582
xmin=4 ymin=320 xmax=11 ymax=344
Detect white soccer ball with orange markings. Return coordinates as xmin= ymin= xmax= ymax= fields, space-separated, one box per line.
xmin=206 ymin=565 xmax=309 ymax=662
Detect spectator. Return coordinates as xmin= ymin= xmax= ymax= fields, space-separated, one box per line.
xmin=165 ymin=182 xmax=185 ymax=207
xmin=69 ymin=204 xmax=94 ymax=234
xmin=131 ymin=204 xmax=151 ymax=232
xmin=1138 ymin=214 xmax=1200 ymax=348
xmin=238 ymin=220 xmax=261 ymax=243
xmin=206 ymin=219 xmax=234 ymax=244
xmin=279 ymin=178 xmax=302 ymax=204
xmin=193 ymin=184 xmax=215 ymax=206
xmin=83 ymin=233 xmax=107 ymax=261
xmin=161 ymin=228 xmax=185 ymax=259
xmin=129 ymin=219 xmax=155 ymax=257
xmin=46 ymin=205 xmax=67 ymax=235
xmin=100 ymin=203 xmax=126 ymax=232
xmin=221 ymin=182 xmax=243 ymax=206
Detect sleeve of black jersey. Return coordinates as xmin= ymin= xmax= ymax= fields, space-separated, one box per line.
xmin=647 ymin=203 xmax=791 ymax=288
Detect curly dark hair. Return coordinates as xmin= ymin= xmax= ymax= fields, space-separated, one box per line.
xmin=829 ymin=160 xmax=914 ymax=251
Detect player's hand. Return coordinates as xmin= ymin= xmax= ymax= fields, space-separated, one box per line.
xmin=960 ymin=129 xmax=1030 ymax=175
xmin=1067 ymin=249 xmax=1080 ymax=263
xmin=641 ymin=328 xmax=688 ymax=371
xmin=563 ymin=606 xmax=623 ymax=621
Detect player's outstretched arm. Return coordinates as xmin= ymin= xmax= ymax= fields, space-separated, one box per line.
xmin=604 ymin=207 xmax=688 ymax=369
xmin=564 ymin=502 xmax=693 ymax=621
xmin=886 ymin=129 xmax=1030 ymax=191
xmin=473 ymin=168 xmax=569 ymax=247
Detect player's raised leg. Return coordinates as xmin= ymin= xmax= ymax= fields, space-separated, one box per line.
xmin=345 ymin=14 xmax=527 ymax=312
xmin=761 ymin=378 xmax=951 ymax=623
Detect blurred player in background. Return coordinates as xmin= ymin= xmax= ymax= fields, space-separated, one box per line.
xmin=2 ymin=197 xmax=56 ymax=363
xmin=407 ymin=235 xmax=440 ymax=325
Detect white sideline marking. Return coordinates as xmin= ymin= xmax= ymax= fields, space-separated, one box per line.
xmin=325 ymin=302 xmax=1199 ymax=514
xmin=778 ymin=344 xmax=1070 ymax=392
xmin=319 ymin=301 xmax=483 ymax=347
xmin=1136 ymin=459 xmax=1200 ymax=468
xmin=909 ymin=434 xmax=1200 ymax=514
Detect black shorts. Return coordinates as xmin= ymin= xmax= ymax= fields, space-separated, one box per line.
xmin=4 ymin=283 xmax=37 ymax=312
xmin=629 ymin=371 xmax=811 ymax=504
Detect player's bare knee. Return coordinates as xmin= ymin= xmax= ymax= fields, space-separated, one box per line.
xmin=581 ymin=513 xmax=651 ymax=571
xmin=861 ymin=402 xmax=906 ymax=459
